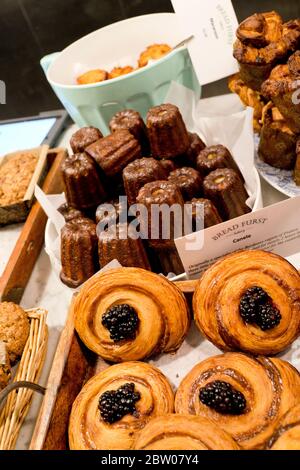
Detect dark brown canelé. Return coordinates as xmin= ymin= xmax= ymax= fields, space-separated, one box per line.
xmin=86 ymin=129 xmax=141 ymax=177
xmin=61 ymin=153 xmax=107 ymax=210
xmin=58 ymin=203 xmax=85 ymax=222
xmin=233 ymin=11 xmax=300 ymax=91
xmin=95 ymin=198 xmax=127 ymax=227
xmin=70 ymin=127 xmax=103 ymax=154
xmin=189 ymin=198 xmax=223 ymax=230
xmin=261 ymin=51 xmax=300 ymax=133
xmin=98 ymin=223 xmax=151 ymax=270
xmin=159 ymin=159 xmax=178 ymax=175
xmin=203 ymin=169 xmax=250 ymax=221
xmin=168 ymin=167 xmax=203 ymax=200
xmin=123 ymin=157 xmax=167 ymax=207
xmin=182 ymin=132 xmax=206 ymax=167
xmin=146 ymin=104 xmax=190 ymax=159
xmin=60 ymin=217 xmax=99 ymax=288
xmin=258 ymin=102 xmax=298 ymax=170
xmin=109 ymin=109 xmax=149 ymax=155
xmin=197 ymin=145 xmax=244 ymax=180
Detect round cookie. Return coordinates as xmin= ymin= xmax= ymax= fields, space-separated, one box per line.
xmin=0 ymin=302 xmax=30 ymax=364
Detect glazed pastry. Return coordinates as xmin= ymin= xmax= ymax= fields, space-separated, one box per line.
xmin=233 ymin=12 xmax=300 ymax=90
xmin=57 ymin=203 xmax=85 ymax=222
xmin=61 ymin=153 xmax=107 ymax=210
xmin=184 ymin=132 xmax=206 ymax=167
xmin=158 ymin=159 xmax=177 ymax=175
xmin=95 ymin=197 xmax=127 ymax=227
xmin=138 ymin=44 xmax=171 ymax=68
xmin=228 ymin=74 xmax=265 ymax=132
xmin=134 ymin=414 xmax=240 ymax=450
xmin=0 ymin=341 xmax=11 ymax=390
xmin=203 ymin=168 xmax=250 ymax=221
xmin=108 ymin=66 xmax=134 ymax=80
xmin=73 ymin=267 xmax=190 ymax=362
xmin=175 ymin=352 xmax=300 ymax=450
xmin=69 ymin=362 xmax=174 ymax=450
xmin=197 ymin=145 xmax=243 ymax=180
xmin=86 ymin=130 xmax=141 ymax=177
xmin=109 ymin=109 xmax=149 ymax=155
xmin=294 ymin=140 xmax=300 ymax=186
xmin=168 ymin=167 xmax=203 ymax=201
xmin=267 ymin=404 xmax=300 ymax=450
xmin=258 ymin=102 xmax=298 ymax=169
xmin=98 ymin=223 xmax=151 ymax=270
xmin=0 ymin=303 xmax=30 ymax=364
xmin=147 ymin=104 xmax=190 ymax=159
xmin=193 ymin=250 xmax=300 ymax=355
xmin=60 ymin=217 xmax=99 ymax=288
xmin=123 ymin=158 xmax=166 ymax=207
xmin=262 ymin=51 xmax=300 ymax=133
xmin=70 ymin=127 xmax=103 ymax=154
xmin=77 ymin=69 xmax=108 ymax=85
xmin=189 ymin=198 xmax=223 ymax=230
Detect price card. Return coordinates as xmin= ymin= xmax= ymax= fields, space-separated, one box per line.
xmin=171 ymin=0 xmax=239 ymax=85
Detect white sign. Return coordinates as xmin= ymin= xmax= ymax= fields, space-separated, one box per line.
xmin=175 ymin=196 xmax=300 ymax=279
xmin=171 ymin=0 xmax=239 ymax=85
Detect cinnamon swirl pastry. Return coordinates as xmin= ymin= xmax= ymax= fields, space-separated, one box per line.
xmin=175 ymin=353 xmax=300 ymax=450
xmin=267 ymin=404 xmax=300 ymax=450
xmin=134 ymin=414 xmax=240 ymax=450
xmin=69 ymin=362 xmax=174 ymax=450
xmin=193 ymin=250 xmax=300 ymax=356
xmin=74 ymin=267 xmax=190 ymax=362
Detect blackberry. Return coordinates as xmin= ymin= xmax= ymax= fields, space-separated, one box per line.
xmin=199 ymin=380 xmax=246 ymax=415
xmin=239 ymin=286 xmax=281 ymax=331
xmin=102 ymin=304 xmax=139 ymax=342
xmin=99 ymin=382 xmax=141 ymax=424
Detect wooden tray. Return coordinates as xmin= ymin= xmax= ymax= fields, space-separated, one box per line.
xmin=0 ymin=148 xmax=67 ymax=303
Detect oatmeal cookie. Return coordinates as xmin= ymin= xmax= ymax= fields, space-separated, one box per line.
xmin=0 ymin=303 xmax=30 ymax=364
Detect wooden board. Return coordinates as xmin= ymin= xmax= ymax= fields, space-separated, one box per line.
xmin=0 ymin=148 xmax=67 ymax=303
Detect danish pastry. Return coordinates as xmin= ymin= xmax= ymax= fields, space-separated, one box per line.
xmin=267 ymin=404 xmax=300 ymax=450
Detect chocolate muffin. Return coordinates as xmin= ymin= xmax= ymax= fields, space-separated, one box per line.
xmin=168 ymin=167 xmax=203 ymax=200
xmin=203 ymin=169 xmax=250 ymax=221
xmin=258 ymin=102 xmax=298 ymax=170
xmin=189 ymin=198 xmax=223 ymax=230
xmin=123 ymin=158 xmax=167 ymax=207
xmin=233 ymin=12 xmax=300 ymax=91
xmin=86 ymin=130 xmax=141 ymax=177
xmin=58 ymin=203 xmax=85 ymax=222
xmin=197 ymin=145 xmax=244 ymax=180
xmin=146 ymin=104 xmax=190 ymax=159
xmin=98 ymin=223 xmax=151 ymax=270
xmin=60 ymin=217 xmax=99 ymax=288
xmin=61 ymin=153 xmax=107 ymax=210
xmin=70 ymin=127 xmax=103 ymax=154
xmin=109 ymin=109 xmax=149 ymax=155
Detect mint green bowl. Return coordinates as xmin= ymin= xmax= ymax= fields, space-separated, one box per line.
xmin=41 ymin=13 xmax=201 ymax=135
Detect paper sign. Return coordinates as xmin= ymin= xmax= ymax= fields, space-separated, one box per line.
xmin=175 ymin=196 xmax=300 ymax=279
xmin=171 ymin=0 xmax=239 ymax=85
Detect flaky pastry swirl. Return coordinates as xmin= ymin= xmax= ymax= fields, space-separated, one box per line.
xmin=74 ymin=267 xmax=190 ymax=362
xmin=267 ymin=404 xmax=300 ymax=450
xmin=134 ymin=414 xmax=240 ymax=450
xmin=175 ymin=353 xmax=300 ymax=450
xmin=69 ymin=362 xmax=174 ymax=450
xmin=193 ymin=250 xmax=300 ymax=356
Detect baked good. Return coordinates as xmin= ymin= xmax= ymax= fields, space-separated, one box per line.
xmin=95 ymin=197 xmax=127 ymax=227
xmin=69 ymin=361 xmax=174 ymax=450
xmin=228 ymin=73 xmax=265 ymax=132
xmin=70 ymin=127 xmax=103 ymax=154
xmin=203 ymin=168 xmax=250 ymax=220
xmin=109 ymin=109 xmax=149 ymax=155
xmin=158 ymin=159 xmax=177 ymax=175
xmin=86 ymin=130 xmax=141 ymax=177
xmin=155 ymin=246 xmax=185 ymax=276
xmin=73 ymin=267 xmax=190 ymax=362
xmin=267 ymin=404 xmax=300 ymax=450
xmin=136 ymin=180 xmax=185 ymax=248
xmin=197 ymin=145 xmax=243 ymax=180
xmin=262 ymin=51 xmax=300 ymax=133
xmin=138 ymin=44 xmax=171 ymax=68
xmin=233 ymin=12 xmax=300 ymax=90
xmin=77 ymin=69 xmax=108 ymax=85
xmin=60 ymin=217 xmax=98 ymax=288
xmin=0 ymin=302 xmax=30 ymax=364
xmin=147 ymin=104 xmax=190 ymax=159
xmin=0 ymin=341 xmax=11 ymax=390
xmin=294 ymin=140 xmax=300 ymax=185
xmin=189 ymin=198 xmax=223 ymax=230
xmin=175 ymin=352 xmax=300 ymax=450
xmin=184 ymin=132 xmax=206 ymax=167
xmin=108 ymin=66 xmax=134 ymax=80
xmin=168 ymin=167 xmax=203 ymax=200
xmin=134 ymin=414 xmax=240 ymax=450
xmin=61 ymin=153 xmax=107 ymax=210
xmin=123 ymin=158 xmax=166 ymax=207
xmin=258 ymin=102 xmax=298 ymax=170
xmin=193 ymin=250 xmax=300 ymax=355
xmin=98 ymin=223 xmax=151 ymax=270
xmin=57 ymin=203 xmax=85 ymax=222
